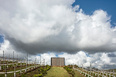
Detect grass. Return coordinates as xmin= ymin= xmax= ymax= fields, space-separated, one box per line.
xmin=0 ymin=73 xmax=14 ymax=77
xmin=44 ymin=67 xmax=70 ymax=77
xmin=19 ymin=67 xmax=39 ymax=77
xmin=1 ymin=64 xmax=36 ymax=72
xmin=0 ymin=65 xmax=39 ymax=77
xmin=74 ymin=70 xmax=84 ymax=77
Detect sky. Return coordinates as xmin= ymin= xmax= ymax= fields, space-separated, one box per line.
xmin=0 ymin=35 xmax=4 ymax=43
xmin=0 ymin=0 xmax=116 ymax=69
xmin=72 ymin=0 xmax=116 ymax=27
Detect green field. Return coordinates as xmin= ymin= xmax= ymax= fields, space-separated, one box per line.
xmin=44 ymin=67 xmax=71 ymax=77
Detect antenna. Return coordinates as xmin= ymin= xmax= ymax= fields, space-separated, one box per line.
xmin=40 ymin=55 xmax=41 ymax=66
xmin=3 ymin=51 xmax=4 ymax=69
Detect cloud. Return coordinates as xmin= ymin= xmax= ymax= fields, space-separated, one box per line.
xmin=0 ymin=0 xmax=116 ymax=54
xmin=0 ymin=40 xmax=28 ymax=59
xmin=0 ymin=40 xmax=116 ymax=69
xmin=58 ymin=51 xmax=116 ymax=69
xmin=36 ymin=51 xmax=116 ymax=69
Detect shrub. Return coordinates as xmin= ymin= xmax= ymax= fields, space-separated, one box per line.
xmin=33 ymin=74 xmax=43 ymax=77
xmin=46 ymin=65 xmax=51 ymax=71
xmin=40 ymin=67 xmax=47 ymax=74
xmin=64 ymin=66 xmax=75 ymax=77
xmin=37 ymin=65 xmax=51 ymax=76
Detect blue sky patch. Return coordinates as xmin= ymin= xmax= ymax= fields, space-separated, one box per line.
xmin=0 ymin=35 xmax=4 ymax=43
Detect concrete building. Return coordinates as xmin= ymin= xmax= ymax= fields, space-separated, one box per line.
xmin=51 ymin=57 xmax=65 ymax=67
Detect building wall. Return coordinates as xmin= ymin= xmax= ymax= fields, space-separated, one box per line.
xmin=51 ymin=57 xmax=65 ymax=67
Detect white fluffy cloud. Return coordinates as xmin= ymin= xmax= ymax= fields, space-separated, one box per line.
xmin=35 ymin=51 xmax=116 ymax=69
xmin=59 ymin=51 xmax=116 ymax=69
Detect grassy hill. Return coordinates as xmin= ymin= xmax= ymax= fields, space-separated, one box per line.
xmin=44 ymin=67 xmax=71 ymax=77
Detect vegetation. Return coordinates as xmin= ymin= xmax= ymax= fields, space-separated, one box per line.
xmin=44 ymin=67 xmax=70 ymax=77
xmin=33 ymin=65 xmax=51 ymax=77
xmin=64 ymin=65 xmax=75 ymax=77
xmin=20 ymin=67 xmax=40 ymax=77
xmin=74 ymin=66 xmax=116 ymax=77
xmin=74 ymin=70 xmax=84 ymax=77
xmin=0 ymin=60 xmax=116 ymax=77
xmin=0 ymin=64 xmax=34 ymax=72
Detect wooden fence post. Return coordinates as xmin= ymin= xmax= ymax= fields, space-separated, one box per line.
xmin=14 ymin=72 xmax=16 ymax=77
xmin=5 ymin=73 xmax=7 ymax=77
